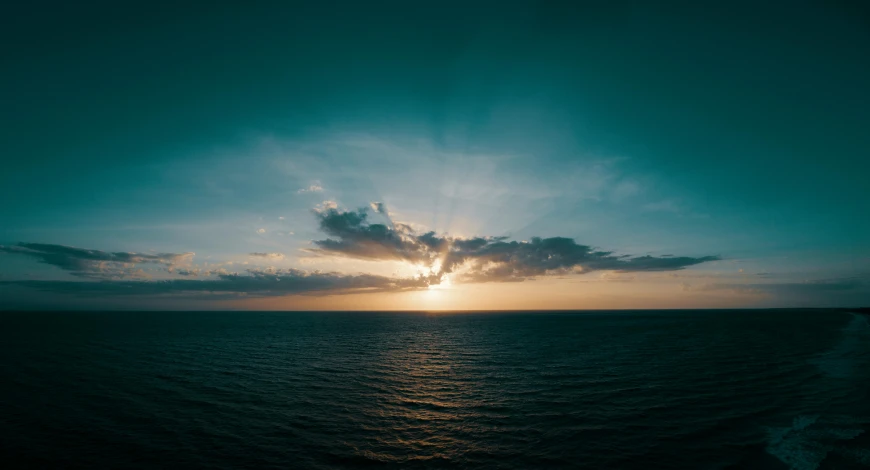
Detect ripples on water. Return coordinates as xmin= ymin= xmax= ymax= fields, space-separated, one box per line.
xmin=1 ymin=310 xmax=868 ymax=469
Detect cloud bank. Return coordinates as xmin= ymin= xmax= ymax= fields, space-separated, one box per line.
xmin=1 ymin=202 xmax=722 ymax=301
xmin=686 ymin=277 xmax=868 ymax=296
xmin=0 ymin=268 xmax=430 ymax=298
xmin=312 ymin=205 xmax=719 ymax=282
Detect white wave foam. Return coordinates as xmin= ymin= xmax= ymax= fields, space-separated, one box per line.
xmin=810 ymin=313 xmax=870 ymax=379
xmin=766 ymin=415 xmax=826 ymax=470
xmin=841 ymin=447 xmax=870 ymax=466
xmin=768 ymin=314 xmax=870 ymax=468
xmin=766 ymin=415 xmax=866 ymax=470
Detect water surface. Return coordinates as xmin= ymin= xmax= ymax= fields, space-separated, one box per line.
xmin=1 ymin=310 xmax=868 ymax=469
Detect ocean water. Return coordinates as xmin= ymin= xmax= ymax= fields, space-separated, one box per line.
xmin=1 ymin=310 xmax=868 ymax=469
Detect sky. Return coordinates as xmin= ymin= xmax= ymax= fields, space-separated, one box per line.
xmin=1 ymin=1 xmax=869 ymax=310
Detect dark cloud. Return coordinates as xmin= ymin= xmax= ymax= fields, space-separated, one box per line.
xmin=312 ymin=207 xmax=720 ymax=282
xmin=313 ymin=207 xmax=435 ymax=264
xmin=0 ymin=243 xmax=193 ymax=279
xmin=1 ymin=268 xmax=433 ymax=298
xmin=445 ymin=238 xmax=719 ymax=282
xmin=174 ymin=268 xmax=203 ymax=277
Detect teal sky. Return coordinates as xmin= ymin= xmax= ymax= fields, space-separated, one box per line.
xmin=1 ymin=1 xmax=868 ymax=309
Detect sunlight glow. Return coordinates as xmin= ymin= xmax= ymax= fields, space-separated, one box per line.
xmin=428 ymin=274 xmax=452 ymax=290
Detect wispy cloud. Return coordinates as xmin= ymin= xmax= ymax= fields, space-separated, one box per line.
xmin=643 ymin=200 xmax=682 ymax=213
xmin=297 ymin=181 xmax=324 ymax=193
xmin=599 ymin=272 xmax=636 ymax=282
xmin=686 ymin=277 xmax=868 ymax=295
xmin=249 ymin=252 xmax=285 ymax=261
xmin=1 ymin=268 xmax=432 ymax=298
xmin=0 ymin=243 xmax=193 ymax=280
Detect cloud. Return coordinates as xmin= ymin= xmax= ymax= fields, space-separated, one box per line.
xmin=1 ymin=268 xmax=433 ymax=298
xmin=297 ymin=182 xmax=323 ymax=193
xmin=610 ymin=179 xmax=641 ymax=201
xmin=312 ymin=207 xmax=433 ymax=264
xmin=599 ymin=272 xmax=636 ymax=282
xmin=679 ymin=276 xmax=870 ymax=306
xmin=0 ymin=203 xmax=722 ymax=301
xmin=689 ymin=277 xmax=868 ymax=296
xmin=175 ymin=268 xmax=202 ymax=277
xmin=0 ymin=243 xmax=193 ymax=279
xmin=311 ymin=206 xmax=720 ymax=283
xmin=313 ymin=200 xmax=338 ymax=212
xmin=249 ymin=252 xmax=285 ymax=261
xmin=370 ymin=201 xmax=388 ymax=214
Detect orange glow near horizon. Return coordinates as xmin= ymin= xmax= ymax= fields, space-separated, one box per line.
xmin=220 ymin=271 xmax=765 ymax=312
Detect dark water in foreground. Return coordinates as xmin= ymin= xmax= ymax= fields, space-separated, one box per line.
xmin=1 ymin=310 xmax=869 ymax=469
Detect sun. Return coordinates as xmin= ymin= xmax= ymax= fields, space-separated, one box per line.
xmin=420 ymin=273 xmax=454 ymax=307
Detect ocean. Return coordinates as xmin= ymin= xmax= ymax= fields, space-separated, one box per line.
xmin=1 ymin=310 xmax=868 ymax=469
